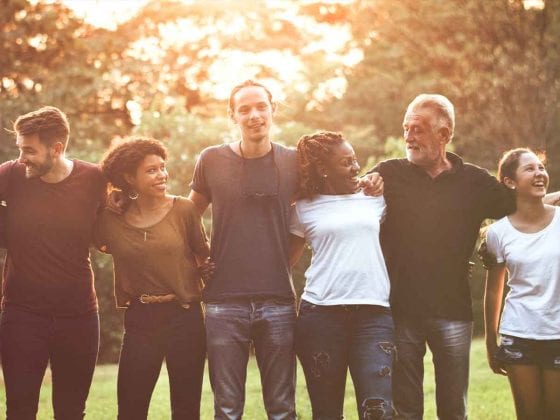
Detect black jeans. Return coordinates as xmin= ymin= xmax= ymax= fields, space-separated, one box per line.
xmin=0 ymin=306 xmax=99 ymax=420
xmin=117 ymin=301 xmax=206 ymax=420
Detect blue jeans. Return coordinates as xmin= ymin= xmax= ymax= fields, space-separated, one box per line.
xmin=296 ymin=300 xmax=395 ymax=420
xmin=393 ymin=317 xmax=472 ymax=420
xmin=205 ymin=300 xmax=296 ymax=420
xmin=0 ymin=306 xmax=99 ymax=420
xmin=117 ymin=301 xmax=206 ymax=420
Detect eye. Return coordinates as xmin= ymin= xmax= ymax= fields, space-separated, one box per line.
xmin=257 ymin=104 xmax=268 ymax=111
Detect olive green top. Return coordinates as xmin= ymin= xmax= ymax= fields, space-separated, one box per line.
xmin=94 ymin=196 xmax=208 ymax=307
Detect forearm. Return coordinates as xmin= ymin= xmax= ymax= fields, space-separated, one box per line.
xmin=484 ymin=268 xmax=505 ymax=345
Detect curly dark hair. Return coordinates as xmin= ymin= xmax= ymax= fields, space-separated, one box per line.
xmin=100 ymin=137 xmax=168 ymax=193
xmin=296 ymin=131 xmax=345 ymax=199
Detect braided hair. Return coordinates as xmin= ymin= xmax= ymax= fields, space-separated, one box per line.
xmin=296 ymin=131 xmax=345 ymax=199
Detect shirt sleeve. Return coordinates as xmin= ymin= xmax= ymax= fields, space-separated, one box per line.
xmin=0 ymin=160 xmax=17 ymax=199
xmin=92 ymin=211 xmax=111 ymax=253
xmin=289 ymin=203 xmax=305 ymax=238
xmin=189 ymin=150 xmax=211 ymax=201
xmin=184 ymin=199 xmax=209 ymax=255
xmin=478 ymin=169 xmax=515 ymax=219
xmin=485 ymin=225 xmax=504 ymax=264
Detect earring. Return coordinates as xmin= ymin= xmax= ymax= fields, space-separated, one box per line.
xmin=128 ymin=190 xmax=139 ymax=200
xmin=322 ymin=174 xmax=327 ymax=178
xmin=510 ymin=186 xmax=516 ymax=190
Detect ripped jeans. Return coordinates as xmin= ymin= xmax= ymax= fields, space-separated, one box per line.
xmin=296 ymin=300 xmax=395 ymax=419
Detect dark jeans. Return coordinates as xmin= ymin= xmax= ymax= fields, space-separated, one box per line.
xmin=205 ymin=300 xmax=296 ymax=420
xmin=393 ymin=317 xmax=472 ymax=420
xmin=0 ymin=306 xmax=99 ymax=420
xmin=117 ymin=301 xmax=206 ymax=420
xmin=296 ymin=300 xmax=395 ymax=420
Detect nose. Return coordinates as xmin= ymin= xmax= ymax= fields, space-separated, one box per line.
xmin=248 ymin=107 xmax=259 ymax=120
xmin=404 ymin=129 xmax=413 ymax=143
xmin=18 ymin=152 xmax=27 ymax=164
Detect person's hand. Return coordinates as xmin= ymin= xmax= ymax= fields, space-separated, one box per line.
xmin=199 ymin=257 xmax=216 ymax=285
xmin=359 ymin=172 xmax=384 ymax=197
xmin=106 ymin=190 xmax=130 ymax=214
xmin=478 ymin=239 xmax=497 ymax=270
xmin=486 ymin=341 xmax=507 ymax=375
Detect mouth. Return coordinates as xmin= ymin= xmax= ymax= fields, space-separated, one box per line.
xmin=153 ymin=182 xmax=167 ymax=191
xmin=248 ymin=122 xmax=265 ymax=130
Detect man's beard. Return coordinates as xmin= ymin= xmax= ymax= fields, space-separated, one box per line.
xmin=24 ymin=155 xmax=54 ymax=179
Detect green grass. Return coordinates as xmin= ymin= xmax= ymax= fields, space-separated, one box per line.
xmin=0 ymin=338 xmax=514 ymax=419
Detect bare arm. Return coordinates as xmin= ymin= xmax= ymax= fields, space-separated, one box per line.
xmin=289 ymin=234 xmax=306 ymax=268
xmin=484 ymin=263 xmax=507 ymax=375
xmin=544 ymin=191 xmax=560 ymax=206
xmin=188 ymin=190 xmax=210 ymax=216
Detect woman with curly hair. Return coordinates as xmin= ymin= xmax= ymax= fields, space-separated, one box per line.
xmin=289 ymin=131 xmax=394 ymax=419
xmin=95 ymin=137 xmax=211 ymax=419
xmin=483 ymin=148 xmax=560 ymax=420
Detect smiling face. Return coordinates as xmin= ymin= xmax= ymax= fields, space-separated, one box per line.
xmin=229 ymin=85 xmax=275 ymax=145
xmin=403 ymin=106 xmax=447 ymax=170
xmin=505 ymin=152 xmax=549 ymax=199
xmin=322 ymin=141 xmax=361 ymax=195
xmin=16 ymin=133 xmax=57 ymax=179
xmin=126 ymin=154 xmax=168 ymax=198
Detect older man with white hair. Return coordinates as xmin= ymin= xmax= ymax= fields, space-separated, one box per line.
xmin=371 ymin=94 xmax=514 ymax=419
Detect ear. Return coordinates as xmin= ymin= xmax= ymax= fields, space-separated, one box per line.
xmin=271 ymin=101 xmax=277 ymax=115
xmin=503 ymin=177 xmax=516 ymax=190
xmin=50 ymin=141 xmax=65 ymax=157
xmin=437 ymin=126 xmax=451 ymax=144
xmin=228 ymin=109 xmax=238 ymax=124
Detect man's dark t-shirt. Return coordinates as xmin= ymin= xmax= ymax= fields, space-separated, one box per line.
xmin=374 ymin=153 xmax=514 ymax=320
xmin=0 ymin=160 xmax=106 ymax=317
xmin=191 ymin=143 xmax=298 ymax=302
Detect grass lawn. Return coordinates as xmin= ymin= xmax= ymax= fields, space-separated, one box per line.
xmin=0 ymin=338 xmax=514 ymax=419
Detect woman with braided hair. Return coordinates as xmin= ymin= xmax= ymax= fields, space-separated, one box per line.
xmin=290 ymin=131 xmax=394 ymax=419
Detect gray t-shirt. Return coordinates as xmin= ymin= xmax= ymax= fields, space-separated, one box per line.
xmin=191 ymin=142 xmax=298 ymax=302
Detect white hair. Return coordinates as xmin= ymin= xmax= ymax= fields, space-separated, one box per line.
xmin=406 ymin=94 xmax=455 ymax=140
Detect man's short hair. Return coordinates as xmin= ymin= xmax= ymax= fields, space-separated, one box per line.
xmin=14 ymin=106 xmax=70 ymax=149
xmin=228 ymin=80 xmax=273 ymax=113
xmin=407 ymin=94 xmax=455 ymax=140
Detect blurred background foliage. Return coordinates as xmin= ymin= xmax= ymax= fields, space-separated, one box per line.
xmin=1 ymin=0 xmax=558 ymax=362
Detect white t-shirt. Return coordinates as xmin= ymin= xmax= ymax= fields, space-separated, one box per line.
xmin=486 ymin=207 xmax=560 ymax=339
xmin=290 ymin=192 xmax=390 ymax=307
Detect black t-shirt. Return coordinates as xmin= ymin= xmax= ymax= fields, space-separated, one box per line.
xmin=374 ymin=153 xmax=514 ymax=320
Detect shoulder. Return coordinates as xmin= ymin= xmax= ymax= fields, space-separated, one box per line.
xmin=73 ymin=159 xmax=106 ymax=181
xmin=172 ymin=196 xmax=200 ymax=219
xmin=96 ymin=208 xmax=121 ymax=229
xmin=198 ymin=144 xmax=230 ymax=159
xmin=487 ymin=216 xmax=509 ymax=237
xmin=461 ymin=161 xmax=495 ymax=179
xmin=272 ymin=142 xmax=297 ymax=163
xmin=374 ymin=158 xmax=408 ymax=175
xmin=0 ymin=160 xmax=24 ymax=177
